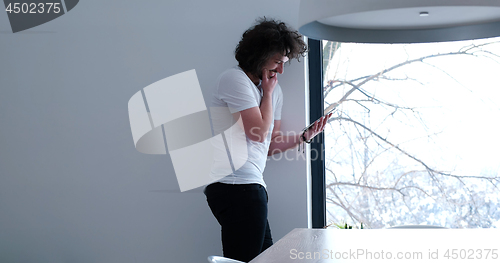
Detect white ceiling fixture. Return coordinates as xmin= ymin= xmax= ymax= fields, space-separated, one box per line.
xmin=299 ymin=0 xmax=500 ymax=43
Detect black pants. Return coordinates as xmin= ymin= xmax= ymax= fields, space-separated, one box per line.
xmin=204 ymin=182 xmax=273 ymax=262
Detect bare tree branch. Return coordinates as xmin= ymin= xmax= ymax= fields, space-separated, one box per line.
xmin=323 ymin=44 xmax=500 ymax=113
xmin=323 ymin=40 xmax=500 ymax=228
xmin=329 ymin=116 xmax=500 ymax=184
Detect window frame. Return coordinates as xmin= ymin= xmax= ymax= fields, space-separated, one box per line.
xmin=307 ymin=38 xmax=327 ymax=229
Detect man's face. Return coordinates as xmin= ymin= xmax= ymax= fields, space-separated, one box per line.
xmin=260 ymin=53 xmax=289 ymax=79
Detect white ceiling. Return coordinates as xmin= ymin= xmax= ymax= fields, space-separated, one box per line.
xmin=299 ymin=0 xmax=500 ymax=43
xmin=318 ymin=6 xmax=500 ymax=30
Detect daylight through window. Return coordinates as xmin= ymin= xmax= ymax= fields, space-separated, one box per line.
xmin=322 ymin=38 xmax=500 ymax=229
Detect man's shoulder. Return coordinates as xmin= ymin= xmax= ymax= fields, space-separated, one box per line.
xmin=216 ymin=66 xmax=254 ymax=91
xmin=218 ymin=66 xmax=247 ymax=80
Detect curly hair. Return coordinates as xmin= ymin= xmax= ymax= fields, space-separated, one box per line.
xmin=235 ymin=17 xmax=308 ymax=77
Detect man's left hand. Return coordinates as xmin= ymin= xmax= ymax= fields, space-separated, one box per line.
xmin=303 ymin=113 xmax=333 ymax=142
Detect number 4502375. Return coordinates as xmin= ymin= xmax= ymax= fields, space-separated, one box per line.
xmin=5 ymin=3 xmax=61 ymax=14
xmin=443 ymin=249 xmax=498 ymax=260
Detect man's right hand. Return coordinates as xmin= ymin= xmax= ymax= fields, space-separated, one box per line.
xmin=236 ymin=68 xmax=277 ymax=143
xmin=261 ymin=68 xmax=278 ymax=94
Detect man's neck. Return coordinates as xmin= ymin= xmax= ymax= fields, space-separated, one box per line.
xmin=241 ymin=67 xmax=260 ymax=86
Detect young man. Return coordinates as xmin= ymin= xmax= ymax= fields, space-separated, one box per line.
xmin=204 ymin=18 xmax=331 ymax=262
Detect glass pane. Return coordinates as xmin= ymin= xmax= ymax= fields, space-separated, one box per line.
xmin=322 ymin=38 xmax=500 ymax=229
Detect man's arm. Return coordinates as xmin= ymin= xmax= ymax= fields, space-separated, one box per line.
xmin=267 ymin=120 xmax=300 ymax=156
xmin=267 ymin=114 xmax=332 ymax=156
xmin=237 ymin=69 xmax=277 ymax=143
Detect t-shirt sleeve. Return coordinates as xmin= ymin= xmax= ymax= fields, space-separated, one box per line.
xmin=217 ymin=70 xmax=259 ymax=114
xmin=274 ymin=85 xmax=283 ymax=121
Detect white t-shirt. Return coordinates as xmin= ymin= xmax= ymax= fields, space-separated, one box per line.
xmin=210 ymin=66 xmax=283 ymax=188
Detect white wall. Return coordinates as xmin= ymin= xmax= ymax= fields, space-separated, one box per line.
xmin=0 ymin=1 xmax=308 ymax=262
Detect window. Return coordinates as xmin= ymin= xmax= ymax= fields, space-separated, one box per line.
xmin=318 ymin=38 xmax=500 ymax=228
